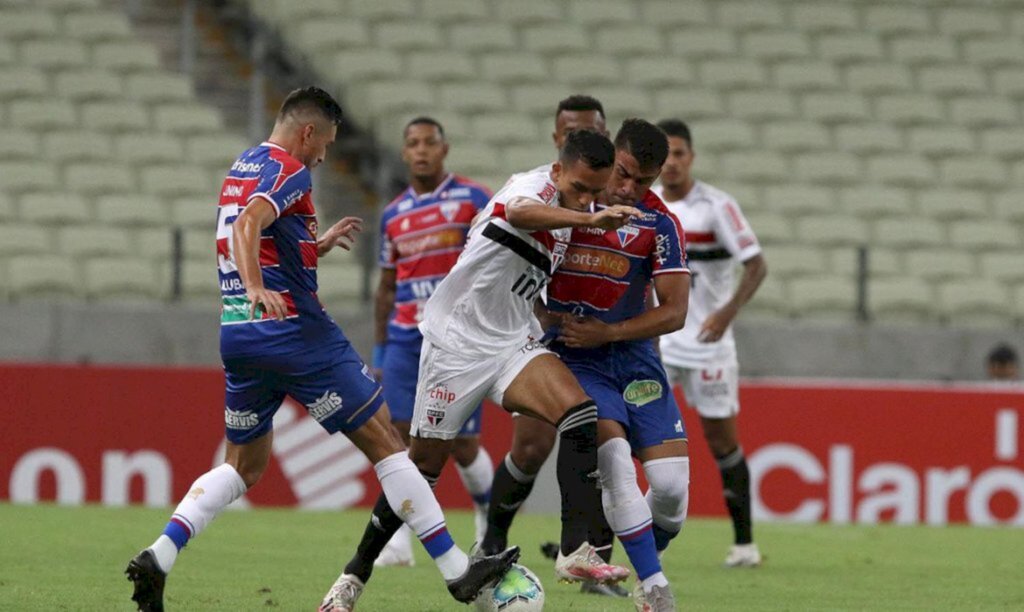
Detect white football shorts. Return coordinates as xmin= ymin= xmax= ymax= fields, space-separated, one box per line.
xmin=665 ymin=363 xmax=739 ymax=419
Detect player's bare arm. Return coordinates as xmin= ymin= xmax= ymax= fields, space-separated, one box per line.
xmin=316 ymin=216 xmax=363 ymax=256
xmin=233 ymin=197 xmax=289 ymax=321
xmin=372 ymin=267 xmax=397 ymax=379
xmin=698 ymin=253 xmax=767 ymax=343
xmin=505 ymin=196 xmax=641 ymax=231
xmin=559 ymin=272 xmax=690 ymax=349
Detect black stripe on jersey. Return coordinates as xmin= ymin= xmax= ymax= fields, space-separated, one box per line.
xmin=686 ymin=248 xmax=732 ymax=261
xmin=482 ymin=222 xmax=551 ymax=275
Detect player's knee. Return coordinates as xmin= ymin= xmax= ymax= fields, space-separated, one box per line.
xmin=232 ymin=462 xmax=267 ymax=489
xmin=705 ymin=431 xmax=738 ymax=458
xmin=409 ymin=441 xmax=449 ymax=476
xmin=511 ymin=434 xmax=555 ymax=474
xmin=451 ymin=436 xmax=479 ymax=467
xmin=597 ymin=438 xmax=637 ymax=496
xmin=644 ymin=457 xmax=689 ymax=527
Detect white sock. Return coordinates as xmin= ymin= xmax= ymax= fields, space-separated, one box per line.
xmin=150 ymin=463 xmax=246 ymax=573
xmin=598 ymin=438 xmax=654 ymax=537
xmin=374 ymin=452 xmax=468 ymax=581
xmin=642 ymin=571 xmax=670 ymax=592
xmin=643 ymin=457 xmax=690 ymax=533
xmin=455 ymin=444 xmax=494 ymax=507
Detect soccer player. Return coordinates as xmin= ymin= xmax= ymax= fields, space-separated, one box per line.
xmin=543 ymin=118 xmax=689 ymax=612
xmin=322 ymin=130 xmax=637 ymax=610
xmin=124 ymin=87 xmax=517 ymax=612
xmin=654 ymin=119 xmax=768 ymax=568
xmin=479 ymin=94 xmax=627 ymax=599
xmin=374 ymin=116 xmax=495 ymax=566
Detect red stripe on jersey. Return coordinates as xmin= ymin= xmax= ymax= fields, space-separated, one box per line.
xmin=686 ymin=231 xmax=716 ymax=244
xmin=724 ymin=201 xmax=746 ymax=232
xmin=392 ymin=303 xmax=419 ymax=327
xmin=492 ymin=203 xmax=507 ymax=220
xmin=548 ymin=275 xmax=621 ymax=311
xmin=299 ymin=241 xmax=317 ymax=269
xmin=529 ymin=230 xmax=556 ymax=253
xmin=259 ymin=236 xmax=279 ymax=267
xmin=217 ymin=237 xmax=230 ymax=259
xmin=398 ymin=251 xmax=462 ymax=279
xmin=257 ymin=291 xmax=298 ymax=319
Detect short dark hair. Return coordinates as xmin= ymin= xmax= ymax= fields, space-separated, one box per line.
xmin=559 ymin=129 xmax=615 ymax=170
xmin=556 ymin=94 xmax=605 ymax=120
xmin=988 ymin=343 xmax=1019 ymax=365
xmin=278 ymin=86 xmax=343 ymax=125
xmin=404 ymin=116 xmax=445 ymax=139
xmin=657 ymin=118 xmax=692 ymax=148
xmin=614 ymin=118 xmax=669 ymax=171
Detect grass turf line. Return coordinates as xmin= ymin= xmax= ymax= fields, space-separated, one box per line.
xmin=0 ymin=503 xmax=1022 ymax=611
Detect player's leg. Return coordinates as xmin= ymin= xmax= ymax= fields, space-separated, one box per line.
xmin=126 ymin=367 xmax=279 ymax=610
xmin=377 ymin=340 xmax=419 ymax=566
xmin=498 ymin=349 xmax=629 ymax=584
xmin=480 ymin=414 xmax=555 ymax=555
xmin=451 ymin=408 xmax=493 ymax=544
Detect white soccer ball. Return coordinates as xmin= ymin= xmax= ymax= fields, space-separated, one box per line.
xmin=474 ymin=563 xmax=545 ymax=611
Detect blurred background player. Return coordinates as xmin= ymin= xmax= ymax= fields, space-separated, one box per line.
xmin=987 ymin=343 xmax=1020 ymax=382
xmin=124 ymin=87 xmax=518 ymax=612
xmin=654 ymin=119 xmax=768 ymax=568
xmin=330 ymin=131 xmax=639 ymax=605
xmin=481 ymin=94 xmax=628 ymax=599
xmin=544 ymin=119 xmax=690 ymax=611
xmin=374 ymin=117 xmax=495 ymax=566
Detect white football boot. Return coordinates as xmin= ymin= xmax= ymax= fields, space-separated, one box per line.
xmin=723 ymin=543 xmax=762 ymax=568
xmin=555 ymin=542 xmax=631 ymax=584
xmin=318 ymin=573 xmax=364 ymax=612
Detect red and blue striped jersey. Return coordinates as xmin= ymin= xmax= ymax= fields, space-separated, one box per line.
xmin=547 ymin=190 xmax=689 ymax=329
xmin=379 ymin=174 xmax=492 ymax=343
xmin=217 ymin=142 xmax=345 ymax=364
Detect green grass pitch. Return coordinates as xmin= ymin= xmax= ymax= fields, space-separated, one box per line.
xmin=1 ymin=503 xmax=1022 ymax=611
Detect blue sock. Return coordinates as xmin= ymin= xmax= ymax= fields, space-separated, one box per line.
xmin=472 ymin=490 xmax=491 ymax=506
xmin=652 ymin=523 xmax=678 ymax=553
xmin=619 ymin=524 xmax=662 ymax=580
xmin=419 ymin=523 xmax=456 ymax=559
xmin=162 ymin=517 xmax=192 ymax=550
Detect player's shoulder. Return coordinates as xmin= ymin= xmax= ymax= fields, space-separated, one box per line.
xmin=503 ymin=163 xmax=557 ymax=205
xmin=695 ymin=180 xmax=739 ymax=209
xmin=640 ymin=189 xmax=671 ymax=215
xmin=381 ymin=187 xmax=414 ymax=221
xmin=264 ymin=145 xmax=306 ymax=174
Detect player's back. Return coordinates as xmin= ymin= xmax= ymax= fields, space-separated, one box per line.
xmin=420 ymin=166 xmax=569 ymax=356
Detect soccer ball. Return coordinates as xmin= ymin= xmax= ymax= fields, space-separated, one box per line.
xmin=474 ymin=563 xmax=545 ymax=611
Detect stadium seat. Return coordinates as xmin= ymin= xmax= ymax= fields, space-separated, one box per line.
xmin=868 ymin=277 xmax=935 ymax=322
xmin=9 ymin=99 xmax=77 ymax=130
xmin=95 ymin=194 xmax=168 ymax=227
xmin=742 ymin=31 xmax=811 ymax=60
xmin=482 ymin=53 xmax=551 ymax=85
xmin=916 ymin=190 xmax=988 ymax=221
xmin=992 ymin=68 xmax=1024 ymax=97
xmin=992 ymin=191 xmax=1024 ymax=222
xmin=263 ymin=0 xmax=347 ymax=21
xmin=495 ymin=0 xmax=562 ymax=24
xmin=171 ymin=197 xmax=215 ymax=229
xmin=941 ymin=157 xmax=1008 ymax=189
xmin=503 ymin=144 xmax=556 ymax=171
xmin=830 ymin=246 xmax=901 ymax=278
xmin=937 ymin=280 xmax=1012 ymax=325
xmin=154 ymin=104 xmax=225 ymax=134
xmin=65 ymin=162 xmax=135 ymax=195
xmin=760 ymin=120 xmax=829 ymax=153
xmin=8 ymin=255 xmax=79 ymax=298
xmin=438 ymin=83 xmax=503 ymax=114
xmin=908 ymin=127 xmax=976 ymax=158
xmin=773 ymin=60 xmax=842 ymax=91
xmin=758 ymin=245 xmax=827 ymax=277
xmin=444 ymin=143 xmax=500 ymax=176
xmin=716 ymin=0 xmax=784 ymax=30
xmin=0 ymin=193 xmax=12 ymax=221
xmin=982 ymin=129 xmax=1024 ymax=159
xmin=0 ymin=40 xmax=14 ymax=64
xmin=904 ymin=248 xmax=976 ymax=280
xmin=81 ymin=101 xmax=150 ymax=132
xmin=801 ymin=92 xmax=869 ymax=123
xmin=18 ymin=192 xmax=91 ymax=224
xmin=513 ymin=84 xmax=575 ymax=118
xmin=797 ymin=214 xmax=868 ymax=246
xmin=316 ymin=262 xmax=367 ymax=301
xmin=793 ymin=152 xmax=862 ymax=184
xmin=742 ymin=276 xmax=789 ymax=318
xmin=866 ymin=154 xmax=935 ymax=187
xmin=179 ymin=259 xmax=219 ymax=301
xmin=654 ymin=89 xmax=725 ymax=121
xmin=789 ymin=2 xmax=858 ymax=33
xmin=700 ymin=59 xmax=767 ymax=90
xmin=0 ymin=224 xmax=49 ymax=255
xmin=116 ymin=133 xmax=184 ymax=163
xmin=186 ymin=134 xmax=249 ymax=166
xmin=63 ymin=10 xmax=133 ymax=42
xmin=91 ymin=41 xmax=162 ymax=72
xmin=19 ymin=40 xmax=89 ymax=71
xmin=763 ymin=185 xmax=833 ymax=214
xmin=980 ymin=252 xmax=1024 ymax=282
xmin=624 ymin=57 xmax=695 ymax=88
xmin=743 ymin=211 xmax=792 ymax=244
xmin=815 ymin=33 xmax=885 ymax=64
xmin=918 ymin=66 xmax=988 ymax=96
xmin=838 ymin=187 xmax=914 ymax=218
xmin=949 ymin=98 xmax=1019 ymax=128
xmin=569 ymin=0 xmax=635 ymax=26
xmin=0 ymin=163 xmax=59 ymax=193
xmin=84 ymin=258 xmax=162 ymax=299
xmin=46 ymin=131 xmax=107 ymax=162
xmin=862 ymin=6 xmax=931 ymax=36
xmin=0 ymin=9 xmax=59 ymax=41
xmin=287 ymin=19 xmax=370 ymax=52
xmin=721 ymin=152 xmax=788 ymax=183
xmin=374 ymin=21 xmax=443 ymax=50
xmin=448 ymin=23 xmax=517 ymax=51
xmin=522 ymin=24 xmax=589 ymax=54
xmin=890 ymin=38 xmax=959 ymax=66
xmin=963 ymin=38 xmax=1024 ymax=68
xmin=669 ymin=28 xmax=738 ymax=58
xmin=789 ymin=275 xmax=857 ymax=317
xmin=949 ymin=220 xmax=1019 ymax=250
xmin=348 ymin=0 xmax=416 ymax=20
xmin=420 ymin=0 xmax=490 ymax=22
xmin=844 ymin=64 xmax=914 ymax=94
xmin=834 ymin=124 xmax=904 ymax=154
xmin=937 ymin=8 xmax=1004 ymax=39
xmin=140 ymin=165 xmax=211 ymax=198
xmin=55 ymin=70 xmax=123 ymax=100
xmin=181 ymin=228 xmax=212 ymax=261
xmin=329 ymin=49 xmax=403 ymax=84
xmin=124 ymin=73 xmax=194 ymax=103
xmin=729 ymin=90 xmax=798 ymax=121
xmin=59 ymin=226 xmax=132 ymax=257
xmin=873 ymin=217 xmax=946 ymax=248
xmin=690 ymin=119 xmax=755 ymax=153
xmin=0 ymin=129 xmax=39 ymax=160
xmin=596 ymin=26 xmax=664 ymax=55
xmin=407 ymin=51 xmax=477 ymax=83
xmin=136 ymin=227 xmax=174 ymax=259
xmin=471 ymin=114 xmax=542 ymax=145
xmin=586 ymin=86 xmax=652 ymax=117
xmin=874 ymin=95 xmax=945 ymax=125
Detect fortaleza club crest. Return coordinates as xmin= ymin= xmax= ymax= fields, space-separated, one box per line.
xmin=623 ymin=380 xmax=663 ymax=407
xmin=439 ymin=200 xmax=461 ymax=222
xmin=616 ymin=225 xmax=640 ymax=248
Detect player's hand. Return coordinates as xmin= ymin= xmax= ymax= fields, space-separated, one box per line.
xmin=318 ymin=216 xmax=363 ymax=254
xmin=588 ymin=205 xmax=641 ymax=230
xmin=559 ymin=316 xmax=616 ymax=349
xmin=247 ymin=287 xmax=289 ymax=321
xmin=697 ymin=304 xmax=738 ymax=343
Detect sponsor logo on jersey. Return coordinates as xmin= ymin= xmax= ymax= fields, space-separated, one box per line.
xmin=305 ymin=217 xmax=318 ymax=239
xmin=220 ymin=277 xmax=245 ymax=292
xmin=439 ymin=200 xmax=461 ymax=222
xmin=537 ymin=183 xmax=557 ymax=203
xmin=654 ymin=233 xmax=670 ymax=266
xmin=397 ymin=198 xmax=414 ymax=212
xmin=445 ymin=187 xmax=471 ymax=199
xmin=623 ymin=380 xmax=663 ymax=407
xmin=306 ymin=390 xmax=344 ymax=423
xmin=222 ymin=184 xmax=244 ymax=197
xmin=428 ymin=384 xmax=456 ymax=404
xmin=675 ymin=419 xmax=684 ymax=433
xmin=231 ymin=160 xmax=263 ymax=173
xmin=616 ymin=225 xmax=640 ymax=248
xmin=283 ymin=189 xmax=304 ymax=208
xmin=395 ymin=228 xmax=466 ymax=258
xmin=225 ymin=407 xmax=261 ymax=430
xmin=560 ymin=247 xmax=630 ymax=278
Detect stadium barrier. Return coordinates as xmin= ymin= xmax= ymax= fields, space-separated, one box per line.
xmin=2 ymin=364 xmax=1021 ymax=526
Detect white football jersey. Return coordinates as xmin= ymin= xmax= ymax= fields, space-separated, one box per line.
xmin=420 ymin=165 xmax=570 ymax=356
xmin=655 ymin=180 xmax=761 ymax=368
